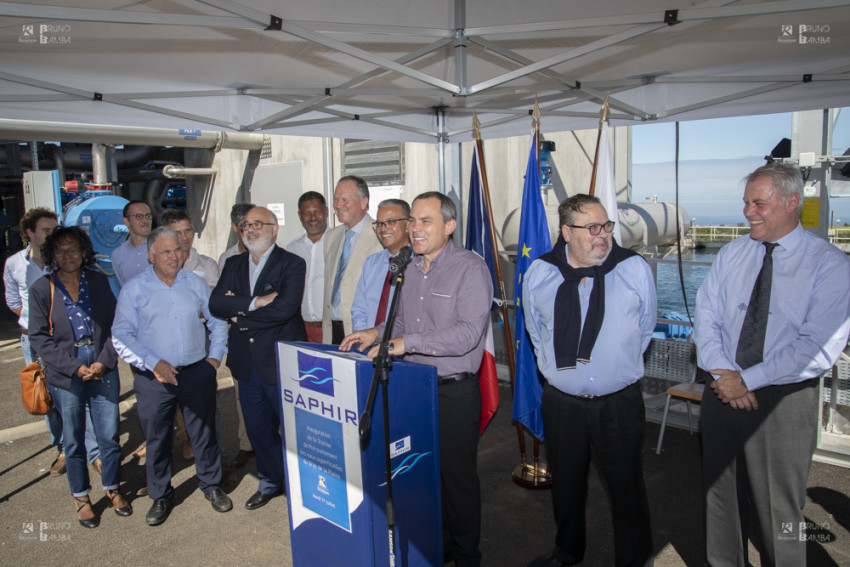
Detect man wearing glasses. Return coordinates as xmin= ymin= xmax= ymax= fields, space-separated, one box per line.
xmin=351 ymin=199 xmax=410 ymax=331
xmin=111 ymin=200 xmax=153 ymax=287
xmin=210 ymin=206 xmax=306 ymax=510
xmin=522 ymin=194 xmax=656 ymax=567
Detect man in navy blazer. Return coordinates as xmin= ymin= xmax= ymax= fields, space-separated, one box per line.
xmin=210 ymin=206 xmax=306 ymax=510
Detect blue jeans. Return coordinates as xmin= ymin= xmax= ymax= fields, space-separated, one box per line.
xmin=47 ymin=345 xmax=121 ymax=497
xmin=23 ymin=333 xmax=101 ymax=462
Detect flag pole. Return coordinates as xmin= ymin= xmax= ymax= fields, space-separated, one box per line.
xmin=512 ymin=100 xmax=551 ymax=489
xmin=588 ymin=93 xmax=610 ymax=197
xmin=472 ymin=112 xmax=528 ymax=465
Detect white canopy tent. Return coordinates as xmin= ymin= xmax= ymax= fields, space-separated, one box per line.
xmin=1 ymin=0 xmax=848 ymax=143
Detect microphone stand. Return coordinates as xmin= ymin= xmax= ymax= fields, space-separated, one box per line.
xmin=359 ymin=254 xmax=409 ymax=567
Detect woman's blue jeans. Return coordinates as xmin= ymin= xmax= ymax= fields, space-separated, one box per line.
xmin=47 ymin=345 xmax=121 ymax=497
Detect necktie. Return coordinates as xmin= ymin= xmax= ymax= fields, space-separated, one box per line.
xmin=374 ymin=269 xmax=394 ymax=325
xmin=331 ymin=229 xmax=355 ymax=310
xmin=735 ymin=241 xmax=778 ymax=370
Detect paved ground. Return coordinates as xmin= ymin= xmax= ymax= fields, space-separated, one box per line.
xmin=1 ymin=305 xmax=849 ymax=566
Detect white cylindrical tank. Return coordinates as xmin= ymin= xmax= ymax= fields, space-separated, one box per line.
xmin=501 ymin=202 xmax=689 ymax=253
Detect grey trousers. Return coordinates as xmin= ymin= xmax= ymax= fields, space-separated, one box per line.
xmin=702 ymin=379 xmax=817 ymax=567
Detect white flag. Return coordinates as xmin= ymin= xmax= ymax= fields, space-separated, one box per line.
xmin=597 ymin=121 xmax=622 ymax=243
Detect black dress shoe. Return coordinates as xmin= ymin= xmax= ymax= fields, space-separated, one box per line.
xmin=204 ymin=487 xmax=233 ymax=513
xmin=245 ymin=489 xmax=281 ymax=510
xmin=528 ymin=550 xmax=570 ymax=567
xmin=229 ymin=449 xmax=254 ymax=469
xmin=145 ymin=499 xmax=173 ymax=526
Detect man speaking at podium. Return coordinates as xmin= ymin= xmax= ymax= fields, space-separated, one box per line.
xmin=341 ymin=191 xmax=493 ymax=567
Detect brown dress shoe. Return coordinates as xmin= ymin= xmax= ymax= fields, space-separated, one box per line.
xmin=181 ymin=439 xmax=194 ymax=460
xmin=50 ymin=452 xmax=67 ymax=477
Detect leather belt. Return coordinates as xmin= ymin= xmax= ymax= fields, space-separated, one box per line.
xmin=74 ymin=337 xmax=94 ymax=347
xmin=305 ymin=320 xmax=322 ymax=328
xmin=175 ymin=359 xmax=205 ymax=372
xmin=437 ymin=372 xmax=474 ymax=385
xmin=556 ymin=381 xmax=635 ymax=401
xmin=331 ymin=320 xmax=344 ymax=328
xmin=20 ymin=329 xmax=28 ymax=335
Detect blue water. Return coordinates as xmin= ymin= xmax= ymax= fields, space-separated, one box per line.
xmin=655 ymin=248 xmax=719 ymax=317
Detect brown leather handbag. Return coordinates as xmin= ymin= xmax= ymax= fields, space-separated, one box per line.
xmin=20 ymin=276 xmax=55 ymax=415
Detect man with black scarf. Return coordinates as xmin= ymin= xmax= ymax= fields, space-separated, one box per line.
xmin=523 ymin=194 xmax=656 ymax=567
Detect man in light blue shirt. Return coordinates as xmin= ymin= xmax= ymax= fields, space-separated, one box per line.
xmin=112 ymin=227 xmax=231 ymax=526
xmin=695 ymin=163 xmax=850 ymax=566
xmin=111 ymin=200 xmax=152 ymax=287
xmin=351 ymin=198 xmax=410 ymax=331
xmin=523 ymin=194 xmax=656 ymax=567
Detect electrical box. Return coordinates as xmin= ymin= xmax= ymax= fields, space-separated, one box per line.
xmin=22 ymin=170 xmax=62 ymax=219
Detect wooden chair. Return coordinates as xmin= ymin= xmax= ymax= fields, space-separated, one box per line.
xmin=654 ymin=343 xmax=703 ymax=454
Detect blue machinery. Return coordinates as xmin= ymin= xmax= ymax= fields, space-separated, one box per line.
xmin=62 ymin=189 xmax=129 ymax=295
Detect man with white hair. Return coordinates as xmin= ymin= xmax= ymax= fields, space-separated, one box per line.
xmin=695 ymin=162 xmax=850 ymax=565
xmin=112 ymin=227 xmax=231 ymax=526
xmin=210 ymin=206 xmax=306 ymax=510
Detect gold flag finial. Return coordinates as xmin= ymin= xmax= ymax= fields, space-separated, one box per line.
xmin=473 ymin=110 xmax=481 ymax=141
xmin=599 ymin=92 xmax=610 ymax=124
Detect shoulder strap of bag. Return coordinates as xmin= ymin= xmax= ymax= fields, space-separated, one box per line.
xmin=48 ymin=274 xmax=55 ymax=337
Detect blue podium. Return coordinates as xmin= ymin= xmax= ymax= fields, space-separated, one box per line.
xmin=277 ymin=342 xmax=442 ymax=566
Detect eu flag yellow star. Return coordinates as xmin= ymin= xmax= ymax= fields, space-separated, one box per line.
xmin=521 ymin=243 xmax=532 ymax=258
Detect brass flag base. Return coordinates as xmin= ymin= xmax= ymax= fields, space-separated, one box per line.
xmin=512 ymin=461 xmax=551 ymax=490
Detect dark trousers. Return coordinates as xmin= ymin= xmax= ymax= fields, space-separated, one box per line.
xmin=238 ymin=366 xmax=284 ymax=495
xmin=134 ymin=361 xmax=222 ymax=501
xmin=702 ymin=379 xmax=817 ymax=567
xmin=439 ymin=375 xmax=482 ymax=567
xmin=542 ymin=381 xmax=653 ymax=567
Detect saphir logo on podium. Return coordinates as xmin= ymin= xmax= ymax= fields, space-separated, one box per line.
xmin=295 ymin=351 xmax=336 ymax=396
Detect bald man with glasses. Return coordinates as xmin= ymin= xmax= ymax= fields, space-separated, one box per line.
xmin=350 ymin=199 xmax=410 ymax=331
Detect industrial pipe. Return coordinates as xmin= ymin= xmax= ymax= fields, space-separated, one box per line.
xmin=162 ymin=165 xmax=217 ymax=179
xmin=0 ymin=119 xmax=267 ymax=151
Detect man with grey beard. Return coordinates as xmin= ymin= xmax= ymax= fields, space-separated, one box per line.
xmin=210 ymin=206 xmax=306 ymax=510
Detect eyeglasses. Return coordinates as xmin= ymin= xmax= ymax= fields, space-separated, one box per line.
xmin=567 ymin=221 xmax=615 ymax=236
xmin=239 ymin=220 xmax=276 ymax=231
xmin=55 ymin=247 xmax=82 ymax=258
xmin=372 ymin=218 xmax=409 ymax=230
xmin=127 ymin=213 xmax=152 ymax=221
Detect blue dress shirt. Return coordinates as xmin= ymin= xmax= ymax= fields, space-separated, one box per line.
xmin=351 ymin=247 xmax=405 ymax=331
xmin=695 ymin=223 xmax=850 ymax=391
xmin=523 ymin=245 xmax=657 ymax=397
xmin=110 ymin=239 xmax=149 ymax=287
xmin=112 ymin=268 xmax=227 ymax=370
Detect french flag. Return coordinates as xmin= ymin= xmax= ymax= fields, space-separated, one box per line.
xmin=465 ymin=143 xmax=500 ymax=433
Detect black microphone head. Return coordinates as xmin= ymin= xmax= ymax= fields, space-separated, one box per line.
xmin=389 ymin=246 xmax=412 ymax=273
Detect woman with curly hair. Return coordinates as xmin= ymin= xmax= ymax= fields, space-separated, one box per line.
xmin=28 ymin=226 xmax=131 ymax=527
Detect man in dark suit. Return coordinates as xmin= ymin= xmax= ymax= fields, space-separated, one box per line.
xmin=210 ymin=206 xmax=306 ymax=510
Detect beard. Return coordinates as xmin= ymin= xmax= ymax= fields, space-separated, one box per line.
xmin=242 ymin=231 xmax=274 ymax=255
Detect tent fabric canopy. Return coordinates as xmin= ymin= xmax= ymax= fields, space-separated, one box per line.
xmin=1 ymin=0 xmax=848 ymax=143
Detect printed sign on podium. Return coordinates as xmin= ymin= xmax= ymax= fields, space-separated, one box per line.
xmin=277 ymin=342 xmax=442 ymax=566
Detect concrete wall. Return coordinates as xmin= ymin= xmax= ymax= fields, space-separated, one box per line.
xmin=189 ymin=125 xmax=630 ymax=261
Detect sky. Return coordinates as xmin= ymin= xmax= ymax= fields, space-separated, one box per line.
xmin=631 ymin=109 xmax=850 ymax=225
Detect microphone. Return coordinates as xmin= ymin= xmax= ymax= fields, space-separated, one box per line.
xmin=388 ymin=246 xmax=412 ymax=273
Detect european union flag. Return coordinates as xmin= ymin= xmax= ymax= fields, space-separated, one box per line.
xmin=512 ymin=130 xmax=552 ymax=440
